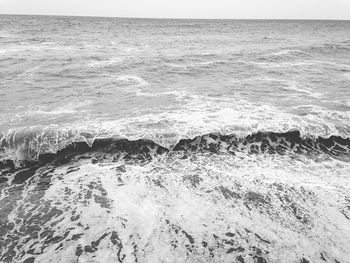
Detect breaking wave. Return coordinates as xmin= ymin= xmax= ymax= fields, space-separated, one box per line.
xmin=2 ymin=95 xmax=350 ymax=164
xmin=1 ymin=126 xmax=350 ymax=169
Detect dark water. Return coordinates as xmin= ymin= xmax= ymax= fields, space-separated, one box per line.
xmin=0 ymin=15 xmax=350 ymax=263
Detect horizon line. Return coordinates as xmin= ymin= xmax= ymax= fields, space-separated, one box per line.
xmin=1 ymin=13 xmax=349 ymax=21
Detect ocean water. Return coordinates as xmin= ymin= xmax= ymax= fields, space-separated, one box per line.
xmin=0 ymin=15 xmax=350 ymax=263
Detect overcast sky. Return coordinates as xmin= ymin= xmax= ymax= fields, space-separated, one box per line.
xmin=1 ymin=0 xmax=350 ymax=20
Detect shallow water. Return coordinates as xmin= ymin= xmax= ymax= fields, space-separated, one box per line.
xmin=0 ymin=15 xmax=350 ymax=263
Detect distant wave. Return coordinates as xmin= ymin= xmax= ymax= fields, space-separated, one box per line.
xmin=164 ymin=60 xmax=228 ymax=70
xmin=14 ymin=100 xmax=93 ymax=117
xmin=280 ymin=82 xmax=324 ymax=98
xmin=267 ymin=49 xmax=306 ymax=57
xmin=309 ymin=42 xmax=350 ymax=54
xmin=113 ymin=75 xmax=149 ymax=87
xmin=87 ymin=57 xmax=123 ymax=68
xmin=345 ymin=73 xmax=350 ymax=81
xmin=245 ymin=59 xmax=350 ymax=70
xmin=0 ymin=44 xmax=71 ymax=54
xmin=260 ymin=42 xmax=350 ymax=64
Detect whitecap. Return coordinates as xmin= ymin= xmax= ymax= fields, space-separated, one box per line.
xmin=17 ymin=100 xmax=93 ymax=117
xmin=87 ymin=58 xmax=123 ymax=68
xmin=344 ymin=73 xmax=350 ymax=81
xmin=135 ymin=90 xmax=188 ymax=99
xmin=2 ymin=94 xmax=350 ymax=160
xmin=268 ymin=49 xmax=305 ymax=57
xmin=165 ymin=60 xmax=227 ymax=69
xmin=282 ymin=82 xmax=324 ymax=98
xmin=113 ymin=75 xmax=149 ymax=87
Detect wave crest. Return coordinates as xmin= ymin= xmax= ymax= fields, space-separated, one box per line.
xmin=1 ymin=96 xmax=350 ymax=163
xmin=1 ymin=126 xmax=350 ymax=167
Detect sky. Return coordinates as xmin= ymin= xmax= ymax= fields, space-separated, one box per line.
xmin=0 ymin=0 xmax=350 ymax=20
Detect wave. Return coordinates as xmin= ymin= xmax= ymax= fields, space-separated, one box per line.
xmin=280 ymin=82 xmax=324 ymax=98
xmin=87 ymin=57 xmax=123 ymax=68
xmin=244 ymin=59 xmax=350 ymax=72
xmin=309 ymin=43 xmax=350 ymax=54
xmin=267 ymin=49 xmax=306 ymax=57
xmin=1 ymin=111 xmax=350 ymax=163
xmin=15 ymin=100 xmax=93 ymax=117
xmin=165 ymin=60 xmax=227 ymax=69
xmin=1 ymin=127 xmax=350 ymax=169
xmin=255 ymin=42 xmax=350 ymax=66
xmin=1 ymin=95 xmax=350 ymax=163
xmin=113 ymin=75 xmax=149 ymax=87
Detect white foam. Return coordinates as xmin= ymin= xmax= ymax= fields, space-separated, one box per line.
xmin=268 ymin=49 xmax=305 ymax=57
xmin=113 ymin=75 xmax=149 ymax=87
xmin=2 ymin=92 xmax=349 ymax=162
xmin=17 ymin=100 xmax=93 ymax=117
xmin=344 ymin=73 xmax=350 ymax=81
xmin=135 ymin=90 xmax=188 ymax=98
xmin=5 ymin=149 xmax=350 ymax=262
xmin=0 ymin=45 xmax=71 ymax=54
xmin=0 ymin=31 xmax=15 ymax=38
xmin=282 ymin=82 xmax=324 ymax=98
xmin=87 ymin=58 xmax=123 ymax=68
xmin=243 ymin=59 xmax=350 ymax=70
xmin=165 ymin=60 xmax=227 ymax=69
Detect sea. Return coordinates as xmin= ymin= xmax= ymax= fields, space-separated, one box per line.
xmin=0 ymin=15 xmax=350 ymax=263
